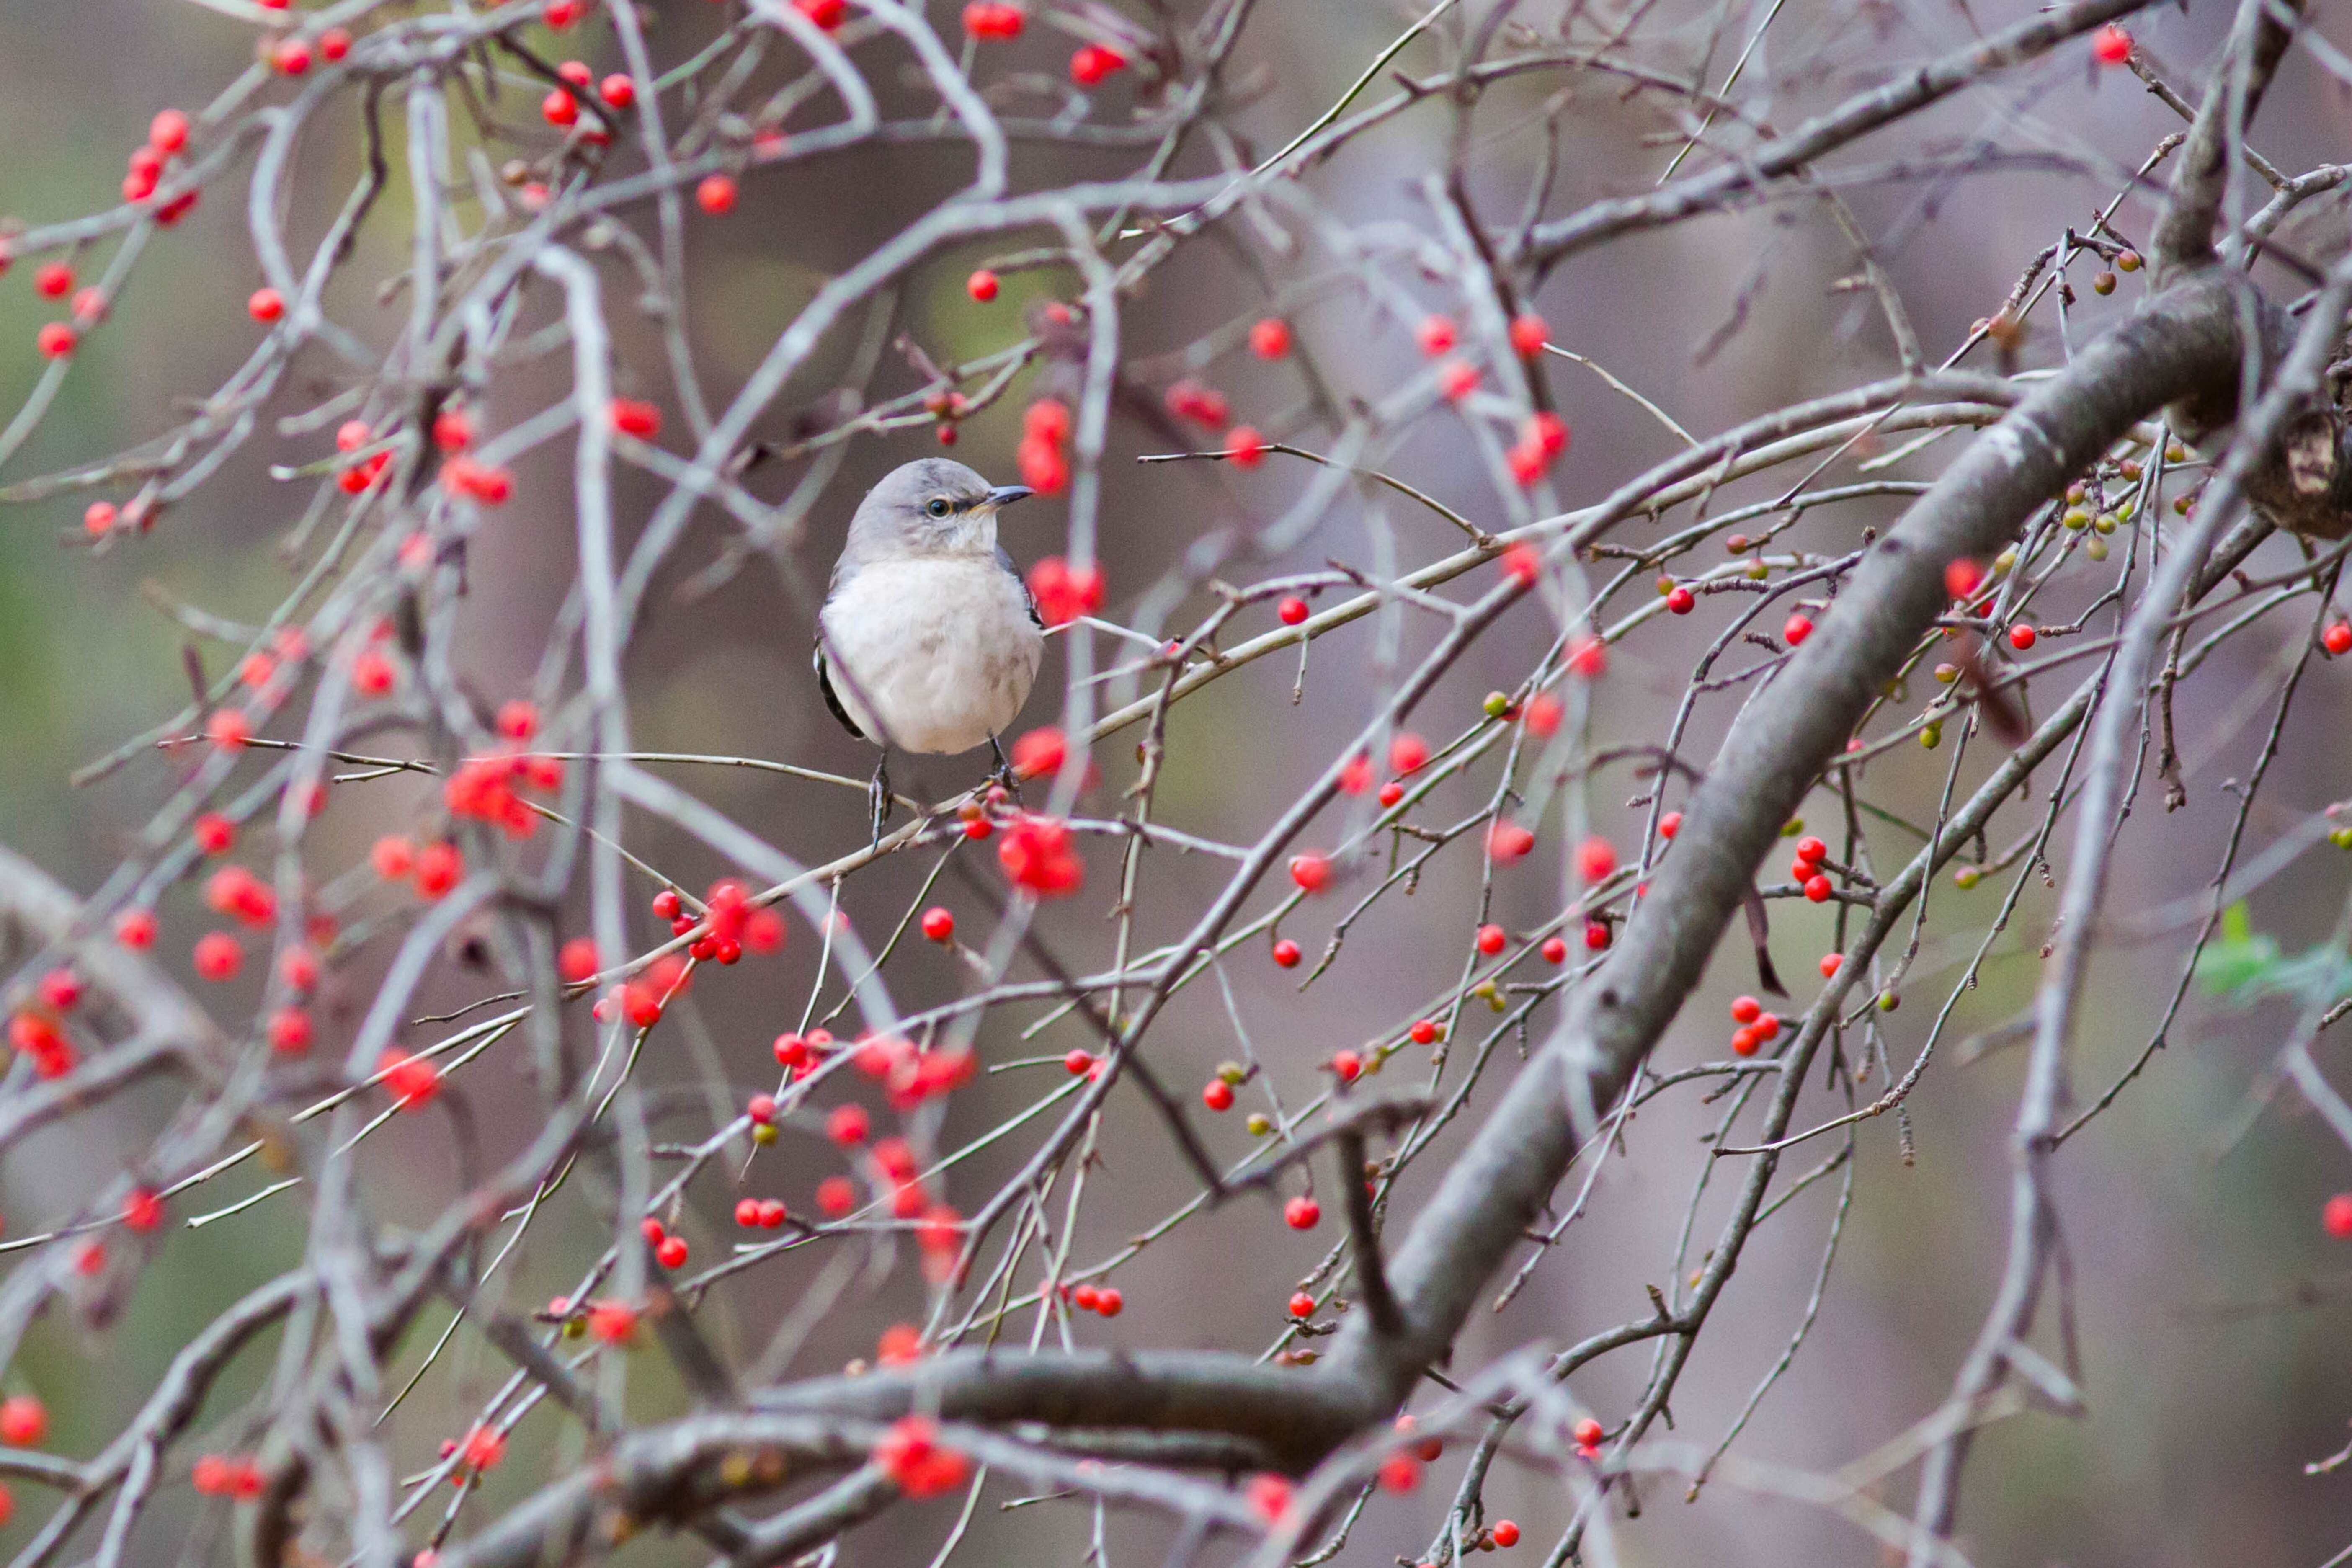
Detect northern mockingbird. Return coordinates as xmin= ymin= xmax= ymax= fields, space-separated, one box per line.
xmin=815 ymin=458 xmax=1041 ymax=837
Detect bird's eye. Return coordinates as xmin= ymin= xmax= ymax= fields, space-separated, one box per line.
xmin=926 ymin=496 xmax=953 ymax=518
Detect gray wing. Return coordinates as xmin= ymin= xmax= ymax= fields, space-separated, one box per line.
xmin=812 ymin=641 xmax=871 ymax=743
xmin=997 ymin=544 xmax=1044 ymax=629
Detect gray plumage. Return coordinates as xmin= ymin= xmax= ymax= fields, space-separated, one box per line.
xmin=815 ymin=461 xmax=1042 ymax=820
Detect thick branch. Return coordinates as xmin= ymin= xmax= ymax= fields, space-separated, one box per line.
xmin=1320 ymin=271 xmax=2255 ymax=1410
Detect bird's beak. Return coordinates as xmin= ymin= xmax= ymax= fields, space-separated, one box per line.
xmin=985 ymin=485 xmax=1035 ymax=510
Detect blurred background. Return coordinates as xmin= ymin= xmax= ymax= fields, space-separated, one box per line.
xmin=4 ymin=1 xmax=2352 ymax=1563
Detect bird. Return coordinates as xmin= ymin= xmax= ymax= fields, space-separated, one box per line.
xmin=815 ymin=458 xmax=1042 ymax=839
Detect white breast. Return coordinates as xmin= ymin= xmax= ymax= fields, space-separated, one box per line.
xmin=820 ymin=556 xmax=1044 ymax=755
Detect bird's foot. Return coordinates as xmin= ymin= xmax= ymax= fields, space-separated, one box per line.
xmin=867 ymin=757 xmax=893 ymax=848
xmin=986 ymin=735 xmax=1023 ymax=805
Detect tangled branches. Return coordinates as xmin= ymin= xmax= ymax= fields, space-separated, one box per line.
xmin=1 ymin=0 xmax=2350 ymax=1565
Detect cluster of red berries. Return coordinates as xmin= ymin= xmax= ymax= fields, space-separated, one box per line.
xmin=998 ymin=814 xmax=1085 ymax=897
xmin=192 ymin=1453 xmax=266 ymax=1498
xmin=7 ymin=999 xmax=73 ymax=1080
xmin=594 ymin=952 xmax=692 ymax=1029
xmin=874 ymin=1415 xmax=970 ymax=1497
xmin=775 ymin=1028 xmax=836 ymax=1081
xmin=854 ymin=1031 xmax=977 ymax=1110
xmin=1727 ymin=994 xmax=1782 ymax=1058
xmin=653 ymin=880 xmax=787 ymax=967
xmin=370 ymin=836 xmax=466 ymax=902
xmin=1017 ymin=398 xmax=1071 ymax=495
xmin=1065 ymin=1279 xmax=1124 ymax=1316
xmin=640 ymin=1215 xmax=691 ymax=1271
xmin=328 ymin=419 xmax=392 ymax=493
xmin=1787 ymin=833 xmax=1838 ymax=904
xmin=444 ymin=735 xmax=565 ymax=841
xmin=1506 ymin=413 xmax=1569 ymax=487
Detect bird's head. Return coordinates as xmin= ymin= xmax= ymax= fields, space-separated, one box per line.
xmin=846 ymin=458 xmax=1034 ymax=561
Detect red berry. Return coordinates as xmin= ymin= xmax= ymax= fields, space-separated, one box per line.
xmin=747 ymin=1094 xmax=776 ymax=1126
xmin=1378 ymin=1454 xmax=1421 ymax=1492
xmin=656 ymin=1235 xmax=689 ymax=1269
xmin=121 ymin=1185 xmax=164 ymax=1232
xmin=2092 ymin=23 xmax=2131 ymax=64
xmin=1414 ymin=315 xmax=1457 ymax=356
xmin=1528 ymin=411 xmax=1570 ymax=457
xmin=0 ymin=1398 xmax=46 ymax=1448
xmin=921 ymin=906 xmax=955 ymax=943
xmin=1228 ymin=426 xmax=1266 ymax=467
xmin=1063 ymin=1049 xmax=1093 ymax=1076
xmin=319 ymin=27 xmax=350 ymax=61
xmin=193 ymin=812 xmax=235 ymax=855
xmin=1249 ymin=318 xmax=1292 ymax=359
xmin=2326 ymin=1194 xmax=2352 ymax=1238
xmin=1437 ymin=358 xmax=1479 ymax=402
xmin=1578 ymin=837 xmax=1617 ymax=882
xmin=967 ymin=269 xmax=999 ymax=302
xmin=1331 ymin=1050 xmax=1361 ymax=1082
xmin=1378 ymin=781 xmax=1405 ymax=807
xmin=83 ymin=501 xmax=117 ymax=535
xmin=1069 ymin=44 xmax=1127 ymax=85
xmin=1572 ymin=1417 xmax=1604 ymax=1448
xmin=273 ymin=39 xmax=313 ymax=74
xmin=1284 ymin=1195 xmax=1320 ymax=1230
xmin=1783 ymin=613 xmax=1813 ymax=647
xmin=1508 ymin=313 xmax=1548 ymax=358
xmin=1475 ymin=923 xmax=1506 ymax=956
xmin=1501 ymin=543 xmax=1541 ymax=586
xmin=1666 ymin=585 xmax=1694 ymax=614
xmin=114 ymin=908 xmax=158 ymax=950
xmin=1287 ymin=1291 xmax=1315 ymax=1319
xmin=2325 ymin=622 xmax=2352 ymax=657
xmin=2009 ymin=624 xmax=2038 ymax=650
xmin=1820 ymin=952 xmax=1843 ymax=978
xmin=962 ymin=3 xmax=1025 ymax=39
xmin=1541 ymin=936 xmax=1568 ymax=965
xmin=150 ymin=109 xmax=189 ymax=154
xmin=1945 ymin=558 xmax=1984 ymax=601
xmin=696 ymin=174 xmax=738 ymax=215
xmin=1271 ymin=938 xmax=1301 ymax=968
xmin=1289 ymin=853 xmax=1330 ymax=893
xmin=1095 ymin=1287 xmax=1122 ymax=1317
xmin=1795 ymin=836 xmax=1826 ymax=865
xmin=828 ymin=1104 xmax=869 ymax=1145
xmin=1659 ymin=811 xmax=1681 ymax=839
xmin=414 ymin=842 xmax=463 ymax=900
xmin=1071 ymin=1284 xmax=1100 ymax=1313
xmin=600 ymin=74 xmax=636 ymax=108
xmin=1491 ymin=1520 xmax=1521 ymax=1548
xmin=193 ymin=931 xmax=243 ymax=982
xmin=1276 ymin=596 xmax=1309 ymax=625
xmin=609 ymin=399 xmax=660 ymax=439
xmin=1202 ymin=1078 xmax=1234 ymax=1112
xmin=1804 ymin=873 xmax=1833 ymax=903
xmin=542 ymin=88 xmax=578 ymax=127
xmin=1408 ymin=1019 xmax=1439 ymax=1046
xmin=1488 ymin=820 xmax=1536 ymax=863
xmin=268 ymin=1006 xmax=312 ymax=1055
xmin=33 ymin=263 xmax=70 ymax=299
xmin=36 ymin=322 xmax=76 ymax=359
